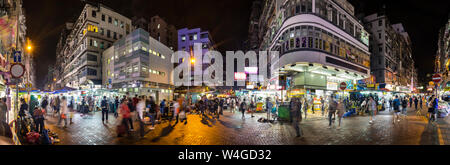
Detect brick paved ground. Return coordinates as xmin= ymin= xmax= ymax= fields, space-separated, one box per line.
xmin=43 ymin=104 xmax=450 ymax=145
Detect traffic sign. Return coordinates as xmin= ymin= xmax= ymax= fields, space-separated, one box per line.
xmin=432 ymin=74 xmax=442 ymax=83
xmin=10 ymin=63 xmax=25 ymax=78
xmin=13 ymin=51 xmax=22 ymax=63
xmin=340 ymin=82 xmax=347 ymax=90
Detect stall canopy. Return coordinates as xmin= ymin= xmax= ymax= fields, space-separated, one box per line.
xmin=53 ymin=86 xmax=76 ymax=94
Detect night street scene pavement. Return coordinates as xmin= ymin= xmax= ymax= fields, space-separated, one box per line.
xmin=1 ymin=0 xmax=450 ymax=147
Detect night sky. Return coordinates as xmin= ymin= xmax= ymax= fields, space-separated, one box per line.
xmin=22 ymin=0 xmax=449 ymax=89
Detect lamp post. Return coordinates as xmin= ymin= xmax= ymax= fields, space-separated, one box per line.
xmin=188 ymin=57 xmax=195 ymax=98
xmin=25 ymin=39 xmax=33 ymax=114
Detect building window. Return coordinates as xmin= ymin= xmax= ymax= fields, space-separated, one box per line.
xmin=87 ymin=54 xmax=97 ymax=61
xmin=114 ymin=19 xmax=118 ymax=26
xmin=100 ymin=42 xmax=104 ymax=49
xmin=108 ymin=16 xmax=112 ymax=23
xmin=113 ymin=32 xmax=117 ymax=39
xmin=107 ymin=30 xmax=111 ymax=38
xmin=157 ymin=24 xmax=160 ymax=29
xmin=181 ymin=35 xmax=186 ymax=41
xmin=201 ymin=33 xmax=208 ymax=39
xmin=378 ymin=19 xmax=383 ymax=26
xmin=193 ymin=34 xmax=197 ymax=40
xmin=378 ymin=33 xmax=381 ymax=39
xmin=189 ymin=35 xmax=193 ymax=40
xmin=92 ymin=10 xmax=96 ymax=18
xmin=102 ymin=14 xmax=105 ymax=21
xmin=100 ymin=28 xmax=104 ymax=35
xmin=119 ymin=34 xmax=123 ymax=39
xmin=93 ymin=40 xmax=98 ymax=47
xmin=89 ymin=39 xmax=93 ymax=46
xmin=87 ymin=68 xmax=97 ymax=76
xmin=120 ymin=21 xmax=124 ymax=28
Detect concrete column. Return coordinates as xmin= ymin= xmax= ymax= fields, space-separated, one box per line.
xmin=312 ymin=0 xmax=315 ymax=13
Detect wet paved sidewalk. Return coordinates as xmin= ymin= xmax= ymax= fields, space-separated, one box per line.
xmin=43 ymin=105 xmax=450 ymax=145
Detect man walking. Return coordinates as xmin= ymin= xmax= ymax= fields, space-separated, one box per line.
xmin=401 ymin=97 xmax=408 ymax=119
xmin=266 ymin=98 xmax=273 ymax=121
xmin=414 ymin=97 xmax=419 ymax=110
xmin=303 ymin=97 xmax=308 ymax=119
xmin=240 ymin=99 xmax=247 ymax=119
xmin=393 ymin=96 xmax=401 ymax=124
xmin=320 ymin=96 xmax=325 ymax=117
xmin=290 ymin=98 xmax=303 ymax=137
xmin=101 ymin=96 xmax=109 ymax=123
xmin=419 ymin=96 xmax=423 ymax=109
xmin=328 ymin=96 xmax=337 ymax=128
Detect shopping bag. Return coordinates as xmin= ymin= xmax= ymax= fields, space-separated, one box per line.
xmin=61 ymin=114 xmax=67 ymax=119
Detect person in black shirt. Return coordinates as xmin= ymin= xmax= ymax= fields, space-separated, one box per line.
xmin=219 ymin=99 xmax=224 ymax=115
xmin=19 ymin=98 xmax=28 ymax=120
xmin=114 ymin=96 xmax=120 ymax=118
xmin=101 ymin=96 xmax=109 ymax=123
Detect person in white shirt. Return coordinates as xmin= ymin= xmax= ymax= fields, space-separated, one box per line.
xmin=59 ymin=96 xmax=68 ymax=128
xmin=173 ymin=99 xmax=180 ymax=123
xmin=136 ymin=96 xmax=146 ymax=136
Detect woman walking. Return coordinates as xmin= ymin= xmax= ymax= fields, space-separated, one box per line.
xmin=117 ymin=99 xmax=131 ymax=137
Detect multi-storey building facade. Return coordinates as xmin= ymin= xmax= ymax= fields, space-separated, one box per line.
xmin=0 ymin=0 xmax=28 ymax=123
xmin=176 ymin=28 xmax=214 ymax=100
xmin=53 ymin=22 xmax=73 ymax=90
xmin=247 ymin=0 xmax=263 ymax=51
xmin=364 ymin=13 xmax=417 ymax=92
xmin=56 ymin=3 xmax=132 ymax=89
xmin=256 ymin=0 xmax=370 ymax=95
xmin=148 ymin=16 xmax=177 ymax=50
xmin=435 ymin=16 xmax=450 ymax=86
xmin=102 ymin=28 xmax=174 ymax=102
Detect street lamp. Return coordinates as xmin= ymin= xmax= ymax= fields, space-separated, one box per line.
xmin=26 ymin=45 xmax=32 ymax=52
xmin=188 ymin=57 xmax=196 ymax=99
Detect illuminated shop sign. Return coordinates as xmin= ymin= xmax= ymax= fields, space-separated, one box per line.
xmin=361 ymin=30 xmax=369 ymax=46
xmin=83 ymin=24 xmax=98 ymax=35
xmin=234 ymin=72 xmax=247 ymax=80
xmin=327 ymin=82 xmax=338 ymax=91
xmin=244 ymin=67 xmax=258 ymax=74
